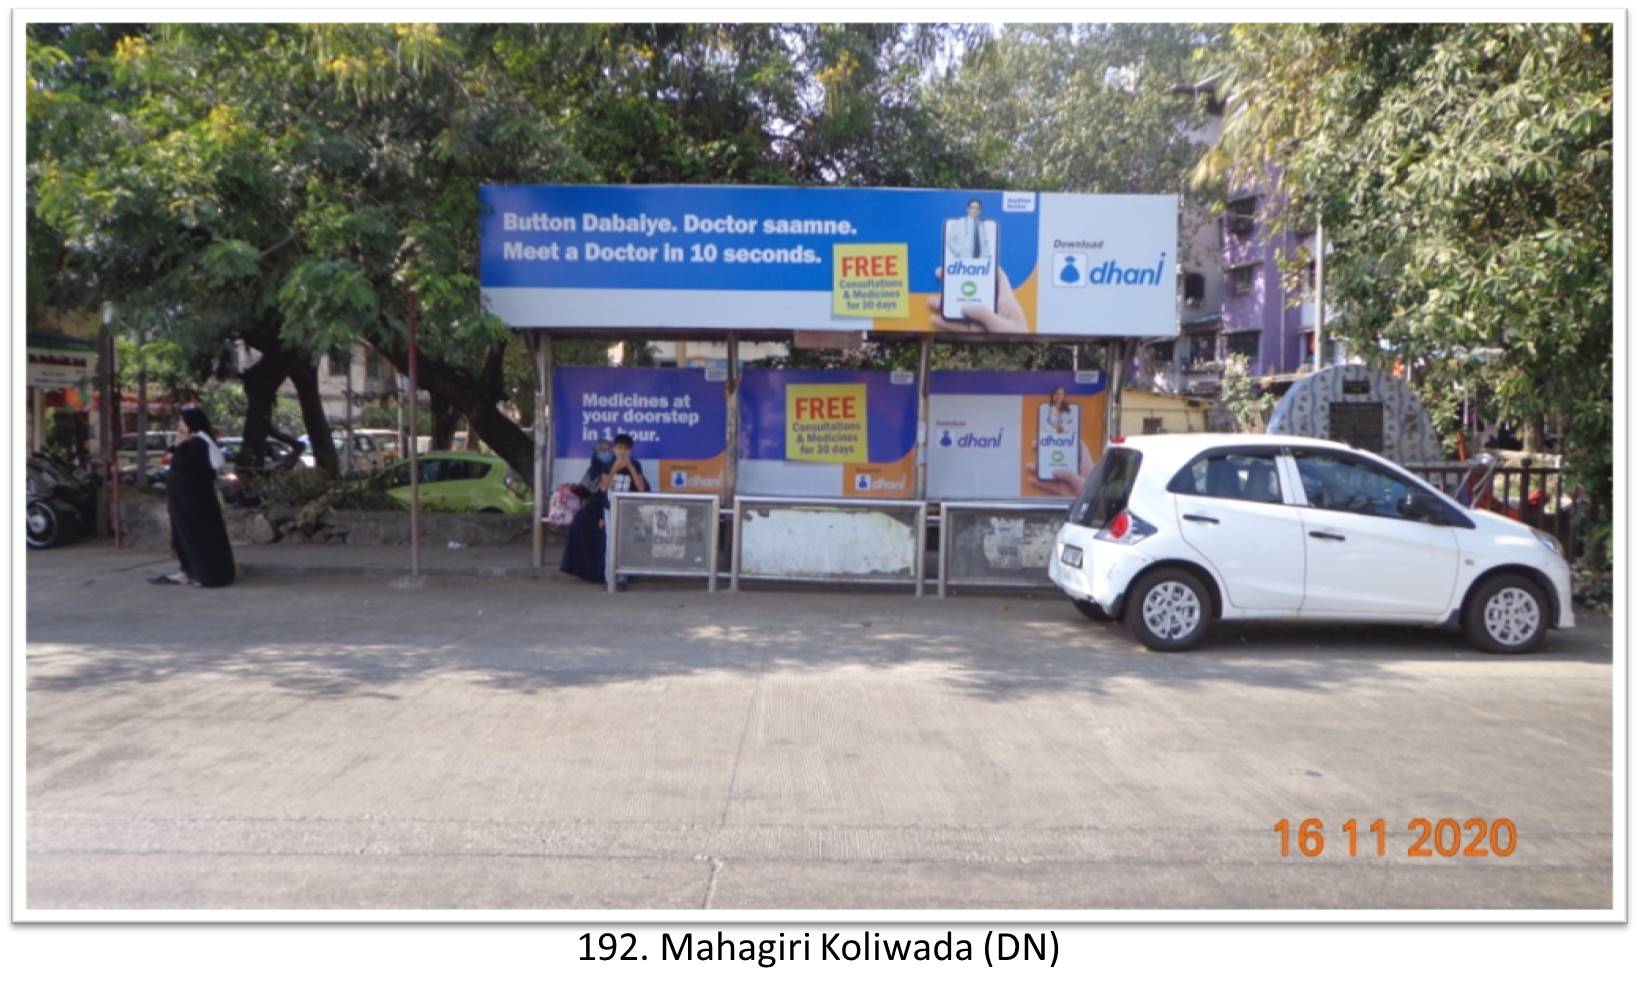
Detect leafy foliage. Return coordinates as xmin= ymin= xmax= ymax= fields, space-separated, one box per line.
xmin=1202 ymin=23 xmax=1613 ymax=558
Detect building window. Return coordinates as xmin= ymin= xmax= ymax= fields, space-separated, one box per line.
xmin=1148 ymin=340 xmax=1175 ymax=363
xmin=1142 ymin=417 xmax=1166 ymax=435
xmin=1227 ymin=331 xmax=1261 ymax=360
xmin=1185 ymin=333 xmax=1218 ymax=369
xmin=1226 ymin=196 xmax=1257 ymax=236
xmin=1228 ymin=264 xmax=1257 ymax=296
xmin=1182 ymin=271 xmax=1206 ymax=306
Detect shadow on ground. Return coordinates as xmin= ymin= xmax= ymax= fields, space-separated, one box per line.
xmin=26 ymin=555 xmax=1612 ymax=704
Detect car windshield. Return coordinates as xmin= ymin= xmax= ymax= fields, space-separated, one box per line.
xmin=1069 ymin=447 xmax=1141 ymax=529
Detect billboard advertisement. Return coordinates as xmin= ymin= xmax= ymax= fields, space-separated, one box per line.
xmin=480 ymin=185 xmax=1178 ymax=338
xmin=738 ymin=369 xmax=918 ymax=498
xmin=551 ymin=367 xmax=728 ymax=494
xmin=927 ymin=370 xmax=1107 ymax=500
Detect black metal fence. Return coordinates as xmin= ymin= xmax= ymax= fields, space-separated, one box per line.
xmin=1406 ymin=460 xmax=1585 ymax=559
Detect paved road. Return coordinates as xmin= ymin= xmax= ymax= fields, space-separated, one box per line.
xmin=25 ymin=547 xmax=1614 ymax=911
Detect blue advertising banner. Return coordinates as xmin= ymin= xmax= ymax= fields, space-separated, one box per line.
xmin=738 ymin=368 xmax=919 ymax=498
xmin=480 ymin=184 xmax=1178 ymax=337
xmin=928 ymin=370 xmax=1107 ymax=500
xmin=551 ymin=367 xmax=727 ymax=494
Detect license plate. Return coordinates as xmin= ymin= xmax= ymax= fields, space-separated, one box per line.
xmin=1060 ymin=544 xmax=1083 ymax=568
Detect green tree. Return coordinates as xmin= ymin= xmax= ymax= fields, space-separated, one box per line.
xmin=930 ymin=24 xmax=1223 ymax=194
xmin=1200 ymin=23 xmax=1613 ymax=557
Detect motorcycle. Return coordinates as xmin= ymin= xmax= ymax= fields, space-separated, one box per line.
xmin=26 ymin=452 xmax=102 ymax=550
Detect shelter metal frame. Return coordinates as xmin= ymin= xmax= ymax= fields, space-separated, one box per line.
xmin=935 ymin=499 xmax=1072 ymax=598
xmin=518 ymin=325 xmax=1144 ymax=585
xmin=730 ymin=494 xmax=928 ymax=596
xmin=606 ymin=490 xmax=722 ymax=593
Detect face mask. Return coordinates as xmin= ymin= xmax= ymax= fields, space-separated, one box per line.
xmin=596 ymin=450 xmax=614 ymax=464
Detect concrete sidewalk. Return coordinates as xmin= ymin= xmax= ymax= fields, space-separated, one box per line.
xmin=24 ymin=545 xmax=1615 ymax=911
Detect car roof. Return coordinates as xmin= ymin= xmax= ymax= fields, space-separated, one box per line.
xmin=398 ymin=450 xmax=499 ymax=461
xmin=1113 ymin=432 xmax=1362 ymax=457
xmin=1120 ymin=432 xmax=1362 ymax=452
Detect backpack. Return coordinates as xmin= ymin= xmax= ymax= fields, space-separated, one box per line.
xmin=546 ymin=484 xmax=582 ymax=527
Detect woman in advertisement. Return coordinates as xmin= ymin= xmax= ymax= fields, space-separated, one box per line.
xmin=559 ymin=433 xmax=649 ymax=587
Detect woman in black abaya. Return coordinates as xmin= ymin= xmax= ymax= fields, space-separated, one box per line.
xmin=559 ymin=433 xmax=648 ymax=586
xmin=150 ymin=406 xmax=236 ymax=588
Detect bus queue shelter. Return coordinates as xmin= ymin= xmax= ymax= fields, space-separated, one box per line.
xmin=481 ymin=183 xmax=1180 ymax=585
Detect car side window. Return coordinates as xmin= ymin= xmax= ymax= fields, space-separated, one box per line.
xmin=1293 ymin=453 xmax=1425 ymax=521
xmin=1168 ymin=451 xmax=1283 ymax=504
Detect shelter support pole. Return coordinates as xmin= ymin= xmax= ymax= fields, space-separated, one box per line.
xmin=724 ymin=333 xmax=740 ymax=502
xmin=532 ymin=333 xmax=553 ymax=569
xmin=1313 ymin=218 xmax=1327 ymax=369
xmin=723 ymin=334 xmax=741 ymax=590
xmin=914 ymin=335 xmax=933 ymax=500
xmin=100 ymin=325 xmax=120 ymax=545
xmin=407 ymin=291 xmax=421 ymax=578
xmin=343 ymin=345 xmax=354 ymax=475
xmin=1105 ymin=338 xmax=1133 ymax=442
xmin=136 ymin=323 xmax=148 ymax=489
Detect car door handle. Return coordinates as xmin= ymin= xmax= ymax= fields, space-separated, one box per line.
xmin=1183 ymin=514 xmax=1220 ymax=524
xmin=1308 ymin=530 xmax=1346 ymax=541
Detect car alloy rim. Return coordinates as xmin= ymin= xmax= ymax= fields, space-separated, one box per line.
xmin=26 ymin=507 xmax=50 ymax=534
xmin=1483 ymin=587 xmax=1541 ymax=646
xmin=1142 ymin=580 xmax=1202 ymax=641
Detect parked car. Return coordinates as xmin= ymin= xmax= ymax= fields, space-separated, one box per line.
xmin=149 ymin=436 xmax=293 ymax=501
xmin=379 ymin=451 xmax=531 ymax=514
xmin=115 ymin=431 xmax=179 ymax=484
xmin=297 ymin=430 xmax=392 ymax=472
xmin=1048 ymin=433 xmax=1574 ymax=654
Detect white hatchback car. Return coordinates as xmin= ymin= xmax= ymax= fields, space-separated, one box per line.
xmin=1048 ymin=434 xmax=1574 ymax=653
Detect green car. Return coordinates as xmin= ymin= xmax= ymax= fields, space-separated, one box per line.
xmin=382 ymin=451 xmax=532 ymax=514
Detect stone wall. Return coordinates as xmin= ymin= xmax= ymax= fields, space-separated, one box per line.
xmin=115 ymin=494 xmax=534 ymax=548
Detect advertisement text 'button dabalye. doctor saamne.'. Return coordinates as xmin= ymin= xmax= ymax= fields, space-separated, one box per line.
xmin=479 ymin=185 xmax=1179 ymax=338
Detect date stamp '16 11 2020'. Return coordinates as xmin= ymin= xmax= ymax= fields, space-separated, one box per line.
xmin=1274 ymin=818 xmax=1518 ymax=859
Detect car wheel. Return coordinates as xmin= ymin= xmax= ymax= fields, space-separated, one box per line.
xmin=26 ymin=499 xmax=63 ymax=549
xmin=1463 ymin=573 xmax=1549 ymax=654
xmin=1124 ymin=568 xmax=1210 ymax=651
xmin=1073 ymin=598 xmax=1110 ymax=622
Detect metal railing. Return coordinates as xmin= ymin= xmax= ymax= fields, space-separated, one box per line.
xmin=1406 ymin=459 xmax=1583 ymax=558
xmin=606 ymin=491 xmax=722 ymax=592
xmin=936 ymin=500 xmax=1071 ymax=597
xmin=730 ymin=495 xmax=928 ymax=595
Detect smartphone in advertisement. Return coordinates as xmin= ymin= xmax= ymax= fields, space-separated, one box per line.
xmin=1037 ymin=402 xmax=1079 ymax=481
xmin=941 ymin=217 xmax=999 ymax=322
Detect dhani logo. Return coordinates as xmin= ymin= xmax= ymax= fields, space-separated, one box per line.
xmin=669 ymin=469 xmax=723 ymax=489
xmin=1087 ymin=252 xmax=1167 ymax=287
xmin=954 ymin=428 xmax=1004 ymax=448
xmin=854 ymin=473 xmax=908 ymax=492
xmin=945 ymin=258 xmax=994 ymax=277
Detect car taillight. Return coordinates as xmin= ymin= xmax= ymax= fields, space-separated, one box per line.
xmin=1109 ymin=436 xmax=1125 ymax=444
xmin=1096 ymin=509 xmax=1156 ymax=545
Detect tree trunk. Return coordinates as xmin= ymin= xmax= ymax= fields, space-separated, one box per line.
xmin=239 ymin=337 xmax=298 ymax=469
xmin=289 ymin=361 xmax=340 ymax=475
xmin=1523 ymin=412 xmax=1547 ymax=453
xmin=376 ymin=341 xmax=534 ymax=480
xmin=462 ymin=418 xmax=482 ymax=450
xmin=429 ymin=394 xmax=459 ymax=451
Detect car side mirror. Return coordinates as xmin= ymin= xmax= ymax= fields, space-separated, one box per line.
xmin=1403 ymin=490 xmax=1448 ymax=524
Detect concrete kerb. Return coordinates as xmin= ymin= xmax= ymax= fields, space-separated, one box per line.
xmin=243 ymin=559 xmax=547 ymax=581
